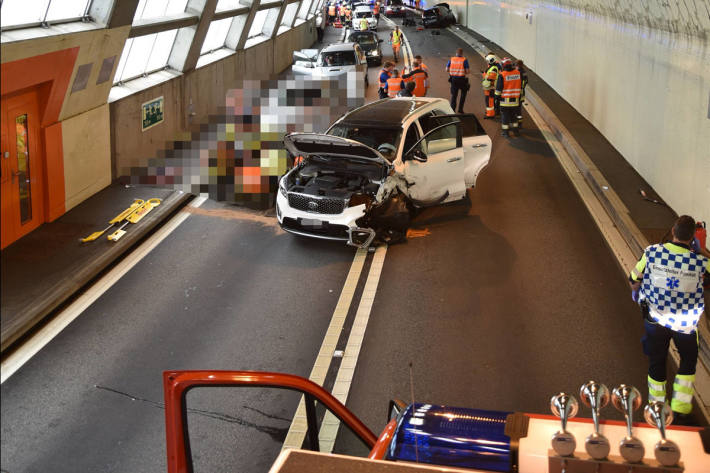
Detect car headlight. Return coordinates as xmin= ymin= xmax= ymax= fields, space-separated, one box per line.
xmin=279 ymin=176 xmax=287 ymax=197
xmin=371 ymin=50 xmax=379 ymax=56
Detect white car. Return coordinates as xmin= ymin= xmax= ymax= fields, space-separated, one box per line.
xmin=292 ymin=42 xmax=369 ymax=86
xmin=353 ymin=6 xmax=378 ymax=30
xmin=277 ymin=98 xmax=491 ymax=247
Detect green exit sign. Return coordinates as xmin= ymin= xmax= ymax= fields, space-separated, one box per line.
xmin=142 ymin=96 xmax=164 ymax=131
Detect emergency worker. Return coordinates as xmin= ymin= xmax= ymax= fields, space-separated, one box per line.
xmin=630 ymin=215 xmax=709 ymax=423
xmin=446 ymin=48 xmax=469 ymax=114
xmin=494 ymin=58 xmax=521 ymax=136
xmin=414 ymin=55 xmax=428 ymax=73
xmin=343 ymin=4 xmax=351 ymax=25
xmin=481 ymin=53 xmax=499 ymax=119
xmin=360 ymin=15 xmax=369 ymax=30
xmin=402 ymin=59 xmax=429 ymax=96
xmin=373 ymin=1 xmax=380 ymax=18
xmin=515 ymin=59 xmax=528 ymax=127
xmin=397 ymin=81 xmax=416 ymax=97
xmin=378 ymin=61 xmax=394 ymax=99
xmin=390 ymin=26 xmax=403 ymax=62
xmin=328 ymin=3 xmax=336 ymax=24
xmin=385 ymin=69 xmax=405 ymax=97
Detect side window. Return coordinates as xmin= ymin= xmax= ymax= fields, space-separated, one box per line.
xmin=425 ymin=123 xmax=458 ymax=154
xmin=402 ymin=123 xmax=421 ymax=155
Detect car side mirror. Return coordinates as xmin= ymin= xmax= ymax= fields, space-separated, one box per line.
xmin=406 ymin=148 xmax=427 ymax=162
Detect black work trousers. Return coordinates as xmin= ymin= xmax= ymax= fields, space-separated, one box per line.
xmin=642 ymin=320 xmax=698 ymax=381
xmin=500 ymin=106 xmax=519 ymax=131
xmin=450 ymin=76 xmax=468 ymax=113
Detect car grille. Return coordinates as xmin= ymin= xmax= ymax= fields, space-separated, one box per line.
xmin=288 ymin=193 xmax=346 ymax=215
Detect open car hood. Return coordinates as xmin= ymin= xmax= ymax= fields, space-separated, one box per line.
xmin=284 ymin=133 xmax=390 ymax=167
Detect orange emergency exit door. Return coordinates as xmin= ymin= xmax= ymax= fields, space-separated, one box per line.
xmin=1 ymin=90 xmax=45 ymax=249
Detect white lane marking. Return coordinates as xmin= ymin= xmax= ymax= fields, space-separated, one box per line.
xmin=317 ymin=244 xmax=387 ymax=453
xmin=0 ymin=195 xmax=208 ymax=385
xmin=282 ymin=247 xmax=368 ymax=450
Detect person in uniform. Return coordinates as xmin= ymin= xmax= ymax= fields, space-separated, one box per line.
xmin=494 ymin=58 xmax=521 ymax=136
xmin=390 ymin=26 xmax=403 ymax=62
xmin=446 ymin=48 xmax=469 ymax=114
xmin=378 ymin=61 xmax=394 ymax=99
xmin=481 ymin=53 xmax=499 ymax=119
xmin=385 ymin=69 xmax=404 ymax=97
xmin=630 ymin=215 xmax=709 ymax=423
xmin=402 ymin=59 xmax=429 ymax=97
xmin=515 ymin=59 xmax=528 ymax=127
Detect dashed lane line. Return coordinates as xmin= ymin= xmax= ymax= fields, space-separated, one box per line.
xmin=0 ymin=196 xmax=208 ymax=385
xmin=281 ymin=247 xmax=368 ymax=450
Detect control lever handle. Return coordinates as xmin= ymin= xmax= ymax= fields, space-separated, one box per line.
xmin=612 ymin=385 xmax=644 ymax=463
xmin=579 ymin=381 xmax=610 ymax=460
xmin=550 ymin=392 xmax=578 ymax=457
xmin=644 ymin=401 xmax=680 ymax=466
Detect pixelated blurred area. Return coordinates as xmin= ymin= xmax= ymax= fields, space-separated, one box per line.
xmin=121 ymin=74 xmax=365 ymax=208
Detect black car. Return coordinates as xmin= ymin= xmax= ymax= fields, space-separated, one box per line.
xmin=347 ymin=30 xmax=383 ymax=65
xmin=422 ymin=3 xmax=456 ymax=27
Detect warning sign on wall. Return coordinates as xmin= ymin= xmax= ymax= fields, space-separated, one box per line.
xmin=142 ymin=96 xmax=164 ymax=131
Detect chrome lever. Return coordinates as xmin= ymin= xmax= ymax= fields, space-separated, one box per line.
xmin=471 ymin=144 xmax=488 ymax=148
xmin=446 ymin=157 xmax=461 ymax=162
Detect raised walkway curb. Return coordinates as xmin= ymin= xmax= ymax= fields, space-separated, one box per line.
xmin=1 ymin=185 xmax=192 ymax=352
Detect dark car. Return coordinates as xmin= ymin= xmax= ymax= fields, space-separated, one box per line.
xmin=347 ymin=30 xmax=383 ymax=65
xmin=422 ymin=3 xmax=456 ymax=27
xmin=385 ymin=0 xmax=405 ymax=17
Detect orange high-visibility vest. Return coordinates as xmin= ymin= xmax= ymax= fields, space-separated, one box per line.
xmin=481 ymin=64 xmax=498 ymax=90
xmin=406 ymin=71 xmax=428 ymax=96
xmin=373 ymin=3 xmax=380 ymax=14
xmin=448 ymin=56 xmax=466 ymax=76
xmin=387 ymin=78 xmax=403 ymax=97
xmin=498 ymin=69 xmax=522 ymax=106
xmin=419 ymin=62 xmax=428 ymax=72
xmin=329 ymin=5 xmax=336 ymax=15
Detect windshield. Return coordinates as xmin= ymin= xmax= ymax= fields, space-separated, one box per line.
xmin=319 ymin=51 xmax=357 ymax=66
xmin=350 ymin=34 xmax=376 ymax=45
xmin=356 ymin=11 xmax=372 ymax=18
xmin=328 ymin=124 xmax=402 ymax=162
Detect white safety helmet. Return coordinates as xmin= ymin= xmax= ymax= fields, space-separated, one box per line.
xmin=485 ymin=54 xmax=497 ymax=65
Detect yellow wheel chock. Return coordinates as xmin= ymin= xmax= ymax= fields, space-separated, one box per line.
xmin=107 ymin=198 xmax=162 ymax=242
xmin=81 ymin=199 xmax=144 ymax=243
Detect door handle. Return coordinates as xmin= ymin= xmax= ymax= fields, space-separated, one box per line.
xmin=447 ymin=157 xmax=461 ymax=163
xmin=471 ymin=144 xmax=488 ymax=148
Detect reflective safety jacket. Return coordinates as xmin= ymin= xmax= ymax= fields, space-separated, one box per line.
xmin=630 ymin=242 xmax=709 ymax=334
xmin=386 ymin=77 xmax=404 ymax=97
xmin=495 ymin=69 xmax=522 ymax=106
xmin=378 ymin=69 xmax=391 ymax=88
xmin=360 ymin=17 xmax=369 ymax=30
xmin=402 ymin=69 xmax=428 ymax=96
xmin=328 ymin=5 xmax=336 ymax=15
xmin=391 ymin=30 xmax=402 ymax=45
xmin=481 ymin=64 xmax=499 ymax=90
xmin=447 ymin=56 xmax=467 ymax=77
xmin=373 ymin=3 xmax=380 ymax=14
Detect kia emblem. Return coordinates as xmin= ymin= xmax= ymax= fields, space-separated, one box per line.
xmin=308 ymin=201 xmax=318 ymax=210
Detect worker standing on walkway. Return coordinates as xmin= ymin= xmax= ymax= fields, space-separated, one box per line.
xmin=373 ymin=1 xmax=380 ymax=18
xmin=630 ymin=215 xmax=709 ymax=424
xmin=481 ymin=53 xmax=499 ymax=119
xmin=495 ymin=58 xmax=521 ymax=136
xmin=515 ymin=59 xmax=528 ymax=127
xmin=378 ymin=61 xmax=394 ymax=99
xmin=390 ymin=26 xmax=403 ymax=62
xmin=446 ymin=48 xmax=469 ymax=114
xmin=385 ymin=69 xmax=405 ymax=97
xmin=402 ymin=59 xmax=429 ymax=96
xmin=328 ymin=2 xmax=336 ymax=24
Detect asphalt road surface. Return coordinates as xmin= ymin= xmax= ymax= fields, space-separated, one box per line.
xmin=1 ymin=17 xmax=648 ymax=473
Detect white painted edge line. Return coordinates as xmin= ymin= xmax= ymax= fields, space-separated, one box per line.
xmin=282 ymin=247 xmax=368 ymax=450
xmin=0 ymin=195 xmax=208 ymax=385
xmin=318 ymin=244 xmax=387 ymax=453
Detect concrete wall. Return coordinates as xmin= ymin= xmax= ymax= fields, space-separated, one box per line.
xmin=454 ymin=0 xmax=710 ymax=224
xmin=2 ymin=26 xmax=130 ymax=214
xmin=111 ymin=21 xmax=317 ymax=177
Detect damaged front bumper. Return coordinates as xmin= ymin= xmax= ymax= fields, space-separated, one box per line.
xmin=347 ymin=227 xmax=376 ymax=249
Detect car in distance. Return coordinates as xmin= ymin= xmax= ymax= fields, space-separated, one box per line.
xmin=384 ymin=0 xmax=405 ymax=17
xmin=353 ymin=5 xmax=378 ymax=30
xmin=292 ymin=42 xmax=369 ymax=86
xmin=422 ymin=3 xmax=456 ymax=27
xmin=347 ymin=30 xmax=383 ymax=65
xmin=277 ymin=98 xmax=491 ymax=247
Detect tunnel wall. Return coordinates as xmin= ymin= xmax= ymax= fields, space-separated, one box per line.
xmin=446 ymin=0 xmax=710 ymax=225
xmin=110 ymin=21 xmax=316 ymax=178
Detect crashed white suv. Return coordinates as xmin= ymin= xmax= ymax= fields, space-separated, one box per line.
xmin=277 ymin=97 xmax=491 ymax=247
